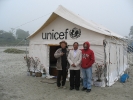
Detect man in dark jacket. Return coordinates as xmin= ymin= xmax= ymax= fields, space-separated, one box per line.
xmin=81 ymin=41 xmax=95 ymax=92
xmin=54 ymin=41 xmax=69 ymax=89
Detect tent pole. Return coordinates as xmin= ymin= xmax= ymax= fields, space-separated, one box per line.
xmin=115 ymin=41 xmax=119 ymax=78
xmin=108 ymin=42 xmax=111 ymax=86
xmin=103 ymin=40 xmax=107 ymax=85
xmin=123 ymin=42 xmax=124 ymax=73
xmin=119 ymin=45 xmax=121 ymax=76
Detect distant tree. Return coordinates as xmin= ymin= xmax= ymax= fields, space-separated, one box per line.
xmin=0 ymin=30 xmax=4 ymax=34
xmin=0 ymin=29 xmax=29 ymax=46
xmin=16 ymin=29 xmax=30 ymax=40
xmin=0 ymin=30 xmax=15 ymax=42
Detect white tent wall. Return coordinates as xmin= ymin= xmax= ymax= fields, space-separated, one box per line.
xmin=29 ymin=44 xmax=50 ymax=74
xmin=105 ymin=37 xmax=128 ymax=86
xmin=88 ymin=45 xmax=105 ymax=79
xmin=119 ymin=45 xmax=124 ymax=75
xmin=106 ymin=43 xmax=117 ymax=86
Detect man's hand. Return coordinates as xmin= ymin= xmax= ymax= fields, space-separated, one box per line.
xmin=60 ymin=53 xmax=64 ymax=56
xmin=71 ymin=64 xmax=76 ymax=67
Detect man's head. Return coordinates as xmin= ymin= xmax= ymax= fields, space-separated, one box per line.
xmin=83 ymin=42 xmax=90 ymax=50
xmin=60 ymin=41 xmax=67 ymax=49
xmin=73 ymin=42 xmax=79 ymax=50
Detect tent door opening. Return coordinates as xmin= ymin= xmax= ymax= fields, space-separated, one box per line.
xmin=49 ymin=45 xmax=60 ymax=76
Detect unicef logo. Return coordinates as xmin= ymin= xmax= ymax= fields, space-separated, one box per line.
xmin=42 ymin=28 xmax=81 ymax=40
xmin=69 ymin=28 xmax=81 ymax=39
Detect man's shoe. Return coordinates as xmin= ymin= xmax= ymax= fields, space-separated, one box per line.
xmin=57 ymin=86 xmax=62 ymax=89
xmin=82 ymin=87 xmax=87 ymax=91
xmin=62 ymin=86 xmax=66 ymax=89
xmin=86 ymin=89 xmax=91 ymax=93
xmin=75 ymin=88 xmax=79 ymax=91
xmin=70 ymin=87 xmax=74 ymax=90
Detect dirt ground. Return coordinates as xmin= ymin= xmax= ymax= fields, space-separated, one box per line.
xmin=0 ymin=47 xmax=133 ymax=100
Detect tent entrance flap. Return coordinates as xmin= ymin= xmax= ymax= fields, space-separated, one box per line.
xmin=49 ymin=45 xmax=60 ymax=76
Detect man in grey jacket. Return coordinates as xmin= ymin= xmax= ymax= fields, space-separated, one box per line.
xmin=68 ymin=42 xmax=82 ymax=90
xmin=54 ymin=41 xmax=69 ymax=88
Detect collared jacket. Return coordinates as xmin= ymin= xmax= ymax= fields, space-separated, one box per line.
xmin=67 ymin=49 xmax=82 ymax=70
xmin=54 ymin=48 xmax=69 ymax=70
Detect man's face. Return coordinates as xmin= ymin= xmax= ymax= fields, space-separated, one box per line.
xmin=83 ymin=43 xmax=88 ymax=50
xmin=73 ymin=43 xmax=78 ymax=50
xmin=61 ymin=43 xmax=66 ymax=49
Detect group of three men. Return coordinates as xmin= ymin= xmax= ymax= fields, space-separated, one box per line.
xmin=54 ymin=41 xmax=95 ymax=93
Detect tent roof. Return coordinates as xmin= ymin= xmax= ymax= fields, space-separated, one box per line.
xmin=29 ymin=5 xmax=124 ymax=39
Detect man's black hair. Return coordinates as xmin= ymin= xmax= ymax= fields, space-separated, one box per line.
xmin=73 ymin=42 xmax=79 ymax=46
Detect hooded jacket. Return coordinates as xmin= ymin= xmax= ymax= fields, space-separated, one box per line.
xmin=81 ymin=42 xmax=95 ymax=69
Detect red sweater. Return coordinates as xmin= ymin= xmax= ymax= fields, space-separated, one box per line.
xmin=81 ymin=42 xmax=95 ymax=69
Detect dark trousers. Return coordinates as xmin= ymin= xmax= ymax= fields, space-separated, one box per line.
xmin=57 ymin=69 xmax=67 ymax=87
xmin=70 ymin=70 xmax=80 ymax=88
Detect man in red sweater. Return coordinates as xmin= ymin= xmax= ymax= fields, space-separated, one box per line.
xmin=81 ymin=41 xmax=95 ymax=92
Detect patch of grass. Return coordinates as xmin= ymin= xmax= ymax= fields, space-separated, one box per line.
xmin=4 ymin=48 xmax=27 ymax=54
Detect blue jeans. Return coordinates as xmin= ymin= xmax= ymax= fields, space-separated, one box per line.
xmin=82 ymin=67 xmax=92 ymax=89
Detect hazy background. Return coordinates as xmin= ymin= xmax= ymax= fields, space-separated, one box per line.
xmin=0 ymin=0 xmax=133 ymax=36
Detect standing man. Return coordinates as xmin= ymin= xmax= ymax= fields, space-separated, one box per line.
xmin=81 ymin=41 xmax=95 ymax=93
xmin=68 ymin=42 xmax=82 ymax=91
xmin=54 ymin=41 xmax=69 ymax=89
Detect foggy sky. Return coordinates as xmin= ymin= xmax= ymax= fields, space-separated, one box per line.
xmin=0 ymin=0 xmax=133 ymax=36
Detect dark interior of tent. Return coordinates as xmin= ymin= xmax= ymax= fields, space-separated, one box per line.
xmin=49 ymin=45 xmax=60 ymax=76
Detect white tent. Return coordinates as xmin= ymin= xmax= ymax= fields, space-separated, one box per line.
xmin=28 ymin=5 xmax=128 ymax=86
